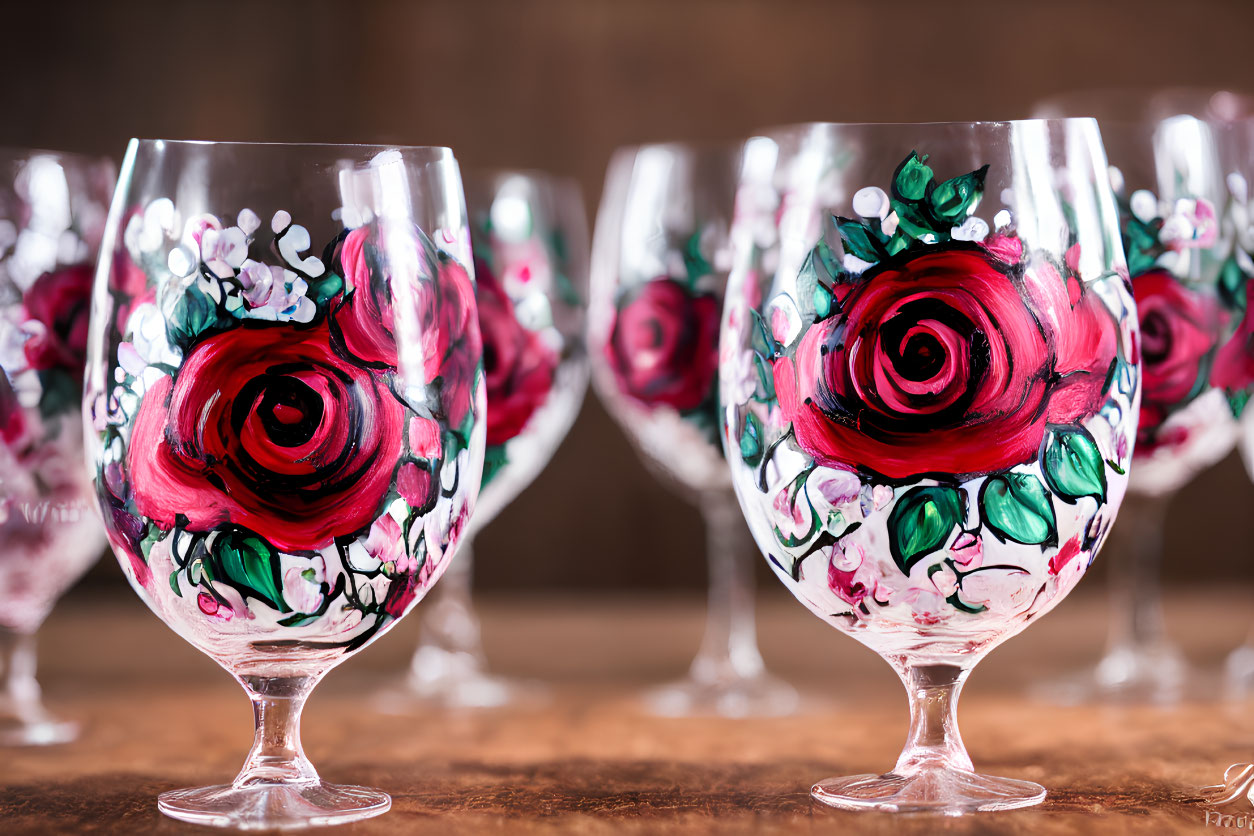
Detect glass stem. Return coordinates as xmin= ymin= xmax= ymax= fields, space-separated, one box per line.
xmin=689 ymin=490 xmax=764 ymax=683
xmin=235 ymin=675 xmax=320 ymax=788
xmin=0 ymin=629 xmax=44 ymax=725
xmin=1106 ymin=492 xmax=1172 ymax=653
xmin=893 ymin=663 xmax=973 ymax=775
xmin=413 ymin=537 xmax=484 ymax=666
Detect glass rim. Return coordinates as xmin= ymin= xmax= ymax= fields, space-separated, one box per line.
xmin=755 ymin=117 xmax=1102 ymax=138
xmin=128 ymin=138 xmax=457 ymax=158
xmin=465 ymin=166 xmax=582 ymax=189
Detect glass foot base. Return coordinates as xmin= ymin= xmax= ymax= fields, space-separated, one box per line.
xmin=0 ymin=716 xmax=78 ymax=746
xmin=157 ymin=782 xmax=390 ymax=830
xmin=1032 ymin=643 xmax=1187 ymax=705
xmin=641 ymin=671 xmax=798 ymax=718
xmin=377 ymin=648 xmax=548 ymax=711
xmin=1201 ymin=763 xmax=1254 ymax=807
xmin=812 ymin=767 xmax=1046 ymax=815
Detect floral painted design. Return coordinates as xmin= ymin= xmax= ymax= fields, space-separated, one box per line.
xmin=723 ymin=151 xmax=1137 ymax=650
xmin=604 ymin=231 xmax=722 ymax=444
xmin=1212 ymin=173 xmax=1254 ymax=418
xmin=467 ymin=195 xmax=584 ymax=498
xmin=91 ymin=200 xmax=483 ymax=655
xmin=1118 ymin=186 xmax=1229 ymax=454
xmin=0 ymin=153 xmax=114 ymax=633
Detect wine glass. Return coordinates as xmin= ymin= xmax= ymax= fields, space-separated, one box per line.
xmin=84 ymin=140 xmax=484 ymax=829
xmin=720 ymin=120 xmax=1138 ymax=813
xmin=1034 ymin=91 xmax=1241 ymax=703
xmin=0 ymin=148 xmax=113 ymax=745
xmin=588 ymin=142 xmax=797 ymax=717
xmin=1214 ymin=117 xmax=1254 ymax=701
xmin=387 ymin=170 xmax=589 ymax=709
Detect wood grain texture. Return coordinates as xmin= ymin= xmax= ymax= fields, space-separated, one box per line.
xmin=2 ymin=587 xmax=1251 ymax=834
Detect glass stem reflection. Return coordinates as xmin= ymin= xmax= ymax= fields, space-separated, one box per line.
xmin=690 ymin=491 xmax=765 ymax=683
xmin=412 ymin=539 xmax=484 ymax=671
xmin=236 ymin=676 xmax=320 ymax=787
xmin=1106 ymin=492 xmax=1172 ymax=655
xmin=0 ymin=629 xmax=43 ymax=725
xmin=894 ymin=662 xmax=973 ymax=775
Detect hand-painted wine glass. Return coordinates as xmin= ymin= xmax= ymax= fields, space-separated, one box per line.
xmin=0 ymin=148 xmax=113 ymax=745
xmin=85 ymin=140 xmax=484 ymax=829
xmin=1034 ymin=91 xmax=1242 ymax=704
xmin=721 ymin=120 xmax=1138 ymax=812
xmin=588 ymin=142 xmax=797 ymax=717
xmin=387 ymin=170 xmax=588 ymax=709
xmin=1212 ymin=117 xmax=1254 ymax=702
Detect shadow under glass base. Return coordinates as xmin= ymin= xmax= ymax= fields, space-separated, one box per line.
xmin=641 ymin=670 xmax=798 ymax=718
xmin=157 ymin=782 xmax=390 ymax=830
xmin=812 ymin=767 xmax=1046 ymax=815
xmin=1032 ymin=642 xmax=1187 ymax=706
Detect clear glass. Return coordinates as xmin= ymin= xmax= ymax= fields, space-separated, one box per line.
xmin=1034 ymin=91 xmax=1245 ymax=704
xmin=84 ymin=140 xmax=485 ymax=829
xmin=588 ymin=143 xmax=797 ymax=717
xmin=0 ymin=148 xmax=114 ymax=745
xmin=381 ymin=171 xmax=589 ymax=710
xmin=1213 ymin=119 xmax=1254 ymax=704
xmin=721 ymin=120 xmax=1139 ymax=813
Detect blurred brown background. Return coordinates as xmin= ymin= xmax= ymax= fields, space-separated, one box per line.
xmin=4 ymin=0 xmax=1251 ymax=592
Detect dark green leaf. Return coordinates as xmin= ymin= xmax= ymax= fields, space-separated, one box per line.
xmin=36 ymin=369 xmax=78 ymax=420
xmin=894 ymin=152 xmax=934 ymax=201
xmin=887 ymin=486 xmax=966 ymax=575
xmin=739 ymin=413 xmax=763 ymax=466
xmin=752 ymin=353 xmax=776 ymax=402
xmin=929 ymin=165 xmax=989 ymax=223
xmin=167 ymin=282 xmax=230 ymax=348
xmin=749 ymin=308 xmax=777 ymax=358
xmin=980 ymin=473 xmax=1057 ymax=546
xmin=812 ymin=282 xmax=834 ymax=320
xmin=481 ymin=444 xmax=508 ymax=488
xmin=1219 ymin=254 xmax=1250 ymax=312
xmin=1042 ymin=424 xmax=1107 ymax=503
xmin=211 ymin=528 xmax=288 ymax=612
xmin=834 ymin=216 xmax=885 ymax=263
xmin=890 ymin=198 xmax=936 ymax=241
xmin=307 ymin=272 xmax=344 ymax=306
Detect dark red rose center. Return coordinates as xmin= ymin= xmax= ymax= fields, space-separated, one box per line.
xmin=239 ymin=375 xmax=326 ymax=448
xmin=1140 ymin=309 xmax=1171 ymax=365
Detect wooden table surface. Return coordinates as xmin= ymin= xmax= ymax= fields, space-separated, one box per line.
xmin=3 ymin=585 xmax=1253 ymax=835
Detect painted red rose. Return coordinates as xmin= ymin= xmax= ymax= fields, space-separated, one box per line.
xmin=605 ymin=278 xmax=719 ymax=412
xmin=0 ymin=372 xmax=24 ymax=444
xmin=1132 ymin=269 xmax=1224 ymax=448
xmin=773 ymin=244 xmax=1117 ymax=481
xmin=1209 ymin=279 xmax=1252 ymax=402
xmin=22 ymin=264 xmax=94 ymax=381
xmin=475 ymin=257 xmax=559 ymax=446
xmin=331 ymin=227 xmax=481 ymax=429
xmin=422 ymin=260 xmax=481 ymax=430
xmin=332 ymin=227 xmax=397 ymax=367
xmin=127 ymin=319 xmax=404 ymax=552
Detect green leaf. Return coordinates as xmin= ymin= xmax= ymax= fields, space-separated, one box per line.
xmin=481 ymin=444 xmax=508 ymax=488
xmin=167 ymin=282 xmax=230 ymax=348
xmin=752 ymin=353 xmax=776 ymax=402
xmin=980 ymin=473 xmax=1057 ymax=546
xmin=1219 ymin=254 xmax=1250 ymax=312
xmin=739 ymin=413 xmax=763 ymax=466
xmin=833 ymin=216 xmax=884 ymax=263
xmin=1042 ymin=424 xmax=1107 ymax=503
xmin=929 ymin=165 xmax=989 ymax=223
xmin=812 ymin=282 xmax=834 ymax=320
xmin=887 ymin=486 xmax=965 ymax=575
xmin=683 ymin=230 xmax=713 ymax=282
xmin=307 ymin=271 xmax=344 ymax=306
xmin=890 ymin=198 xmax=936 ymax=241
xmin=36 ymin=369 xmax=78 ymax=420
xmin=211 ymin=528 xmax=288 ymax=612
xmin=749 ymin=308 xmax=777 ymax=358
xmin=894 ymin=152 xmax=934 ymax=201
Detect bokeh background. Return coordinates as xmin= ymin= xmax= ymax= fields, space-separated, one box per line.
xmin=5 ymin=0 xmax=1251 ymax=593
